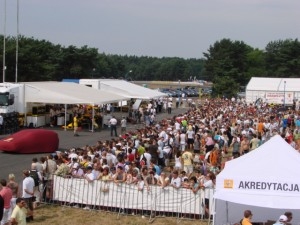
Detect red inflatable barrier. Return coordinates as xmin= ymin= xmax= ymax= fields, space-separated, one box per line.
xmin=0 ymin=129 xmax=59 ymax=153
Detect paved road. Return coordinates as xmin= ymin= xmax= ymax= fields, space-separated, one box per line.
xmin=0 ymin=106 xmax=189 ymax=183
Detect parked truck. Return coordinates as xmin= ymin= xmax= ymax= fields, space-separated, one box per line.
xmin=0 ymin=83 xmax=23 ymax=134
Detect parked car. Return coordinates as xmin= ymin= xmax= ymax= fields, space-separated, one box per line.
xmin=202 ymin=88 xmax=212 ymax=95
xmin=237 ymin=92 xmax=246 ymax=98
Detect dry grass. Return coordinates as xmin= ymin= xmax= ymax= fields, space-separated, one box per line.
xmin=30 ymin=204 xmax=208 ymax=225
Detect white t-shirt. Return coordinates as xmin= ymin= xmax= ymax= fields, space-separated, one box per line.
xmin=85 ymin=172 xmax=95 ymax=181
xmin=109 ymin=118 xmax=117 ymax=125
xmin=186 ymin=130 xmax=195 ymax=139
xmin=180 ymin=133 xmax=186 ymax=144
xmin=170 ymin=177 xmax=181 ymax=188
xmin=121 ymin=119 xmax=127 ymax=128
xmin=22 ymin=177 xmax=35 ymax=198
xmin=203 ymin=179 xmax=214 ymax=198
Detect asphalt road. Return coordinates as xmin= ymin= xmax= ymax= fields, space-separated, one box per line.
xmin=0 ymin=106 xmax=189 ymax=184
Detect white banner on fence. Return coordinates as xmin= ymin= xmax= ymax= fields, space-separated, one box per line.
xmin=265 ymin=92 xmax=294 ymax=104
xmin=53 ymin=176 xmax=214 ymax=214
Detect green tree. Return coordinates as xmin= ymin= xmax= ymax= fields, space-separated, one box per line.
xmin=203 ymin=38 xmax=254 ymax=96
xmin=265 ymin=39 xmax=300 ymax=77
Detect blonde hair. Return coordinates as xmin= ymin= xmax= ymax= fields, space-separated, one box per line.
xmin=8 ymin=173 xmax=15 ymax=180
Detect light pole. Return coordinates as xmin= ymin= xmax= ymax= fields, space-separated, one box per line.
xmin=283 ymin=80 xmax=286 ymax=108
xmin=15 ymin=0 xmax=19 ymax=83
xmin=178 ymin=80 xmax=181 ymax=106
xmin=3 ymin=0 xmax=6 ymax=83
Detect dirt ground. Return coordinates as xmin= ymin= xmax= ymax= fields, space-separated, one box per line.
xmin=30 ymin=204 xmax=209 ymax=225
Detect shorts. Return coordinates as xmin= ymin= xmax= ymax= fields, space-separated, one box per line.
xmin=1 ymin=208 xmax=11 ymax=225
xmin=205 ymin=145 xmax=214 ymax=152
xmin=194 ymin=149 xmax=200 ymax=154
xmin=187 ymin=138 xmax=194 ymax=145
xmin=183 ymin=165 xmax=193 ymax=174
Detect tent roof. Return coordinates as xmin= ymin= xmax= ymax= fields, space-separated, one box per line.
xmin=215 ymin=135 xmax=300 ymax=209
xmin=246 ymin=77 xmax=300 ymax=91
xmin=80 ymin=79 xmax=167 ymax=99
xmin=22 ymin=82 xmax=128 ymax=104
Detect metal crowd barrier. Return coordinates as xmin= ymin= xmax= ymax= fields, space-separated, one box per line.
xmin=49 ymin=175 xmax=215 ymax=223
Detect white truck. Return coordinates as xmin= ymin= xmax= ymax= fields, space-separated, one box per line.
xmin=0 ymin=83 xmax=24 ymax=114
xmin=0 ymin=83 xmax=47 ymax=133
xmin=0 ymin=83 xmax=23 ymax=134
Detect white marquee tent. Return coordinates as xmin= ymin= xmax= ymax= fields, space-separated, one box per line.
xmin=23 ymin=82 xmax=128 ymax=104
xmin=79 ymin=79 xmax=167 ymax=99
xmin=214 ymin=135 xmax=300 ymax=225
xmin=20 ymin=82 xmax=129 ymax=130
xmin=245 ymin=77 xmax=300 ymax=104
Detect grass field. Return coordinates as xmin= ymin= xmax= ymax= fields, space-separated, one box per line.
xmin=30 ymin=204 xmax=209 ymax=225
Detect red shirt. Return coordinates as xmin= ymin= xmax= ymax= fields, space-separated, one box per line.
xmin=0 ymin=187 xmax=13 ymax=209
xmin=128 ymin=153 xmax=135 ymax=162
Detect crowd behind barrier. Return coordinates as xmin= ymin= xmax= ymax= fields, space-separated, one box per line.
xmin=2 ymin=96 xmax=300 ymax=224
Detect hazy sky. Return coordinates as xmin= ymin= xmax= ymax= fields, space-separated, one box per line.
xmin=1 ymin=0 xmax=300 ymax=58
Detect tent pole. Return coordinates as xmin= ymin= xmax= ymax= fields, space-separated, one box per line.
xmin=91 ymin=104 xmax=94 ymax=132
xmin=121 ymin=101 xmax=123 ymax=118
xmin=64 ymin=104 xmax=67 ymax=131
xmin=226 ymin=201 xmax=229 ymax=224
xmin=23 ymin=84 xmax=27 ymax=127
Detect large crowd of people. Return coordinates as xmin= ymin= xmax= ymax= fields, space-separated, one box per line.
xmin=1 ymin=96 xmax=300 ymax=224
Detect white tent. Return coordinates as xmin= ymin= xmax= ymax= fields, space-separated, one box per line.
xmin=23 ymin=82 xmax=128 ymax=104
xmin=79 ymin=79 xmax=167 ymax=99
xmin=21 ymin=82 xmax=129 ymax=130
xmin=245 ymin=77 xmax=300 ymax=104
xmin=214 ymin=135 xmax=300 ymax=225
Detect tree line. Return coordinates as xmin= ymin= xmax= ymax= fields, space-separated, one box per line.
xmin=0 ymin=35 xmax=299 ymax=97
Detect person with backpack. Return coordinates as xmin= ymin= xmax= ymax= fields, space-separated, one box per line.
xmin=140 ymin=148 xmax=151 ymax=169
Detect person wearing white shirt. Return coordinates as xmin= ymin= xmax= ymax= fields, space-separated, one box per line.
xmin=22 ymin=170 xmax=35 ymax=222
xmin=140 ymin=151 xmax=151 ymax=168
xmin=167 ymin=101 xmax=172 ymax=114
xmin=84 ymin=167 xmax=95 ymax=182
xmin=175 ymin=121 xmax=181 ymax=131
xmin=170 ymin=171 xmax=181 ymax=189
xmin=109 ymin=116 xmax=118 ymax=137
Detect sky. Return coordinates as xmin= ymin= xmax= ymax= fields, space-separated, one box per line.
xmin=1 ymin=0 xmax=300 ymax=59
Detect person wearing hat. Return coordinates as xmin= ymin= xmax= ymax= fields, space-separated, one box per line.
xmin=273 ymin=215 xmax=288 ymax=225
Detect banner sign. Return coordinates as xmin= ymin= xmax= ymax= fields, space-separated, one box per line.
xmin=265 ymin=92 xmax=294 ymax=104
xmin=222 ymin=178 xmax=299 ymax=194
